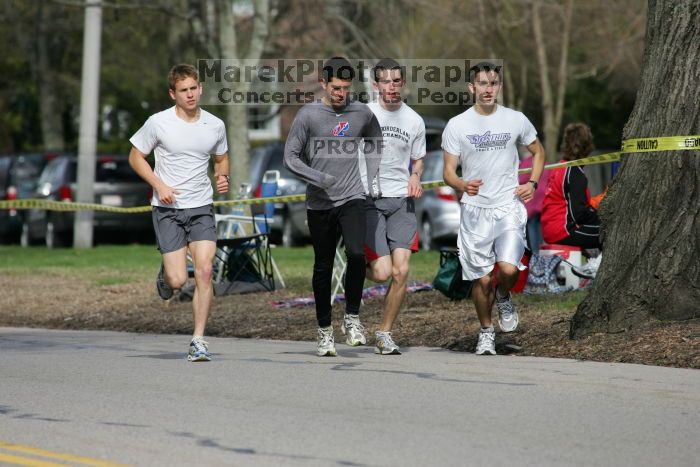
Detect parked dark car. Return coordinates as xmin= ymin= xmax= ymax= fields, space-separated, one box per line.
xmin=22 ymin=154 xmax=153 ymax=247
xmin=422 ymin=115 xmax=446 ymax=151
xmin=247 ymin=141 xmax=308 ymax=246
xmin=0 ymin=153 xmax=55 ymax=243
xmin=414 ymin=149 xmax=460 ymax=250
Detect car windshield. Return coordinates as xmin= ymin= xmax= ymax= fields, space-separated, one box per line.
xmin=67 ymin=157 xmax=142 ymax=183
xmin=12 ymin=155 xmax=49 ymax=195
xmin=0 ymin=157 xmax=10 ymax=189
xmin=95 ymin=157 xmax=142 ymax=182
xmin=422 ymin=152 xmax=443 ymax=180
xmin=267 ymin=148 xmax=295 ymax=179
xmin=426 ymin=130 xmax=443 ymax=152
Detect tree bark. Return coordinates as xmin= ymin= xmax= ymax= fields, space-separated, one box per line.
xmin=532 ymin=0 xmax=573 ymax=161
xmin=571 ymin=0 xmax=700 ymax=337
xmin=218 ymin=0 xmax=270 ymax=197
xmin=37 ymin=0 xmax=66 ymax=150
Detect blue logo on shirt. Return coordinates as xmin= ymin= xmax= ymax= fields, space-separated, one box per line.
xmin=332 ymin=121 xmax=350 ymax=137
xmin=466 ymin=131 xmax=511 ymax=151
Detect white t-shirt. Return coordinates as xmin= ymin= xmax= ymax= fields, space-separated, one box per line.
xmin=442 ymin=105 xmax=537 ymax=207
xmin=130 ymin=106 xmax=228 ymax=209
xmin=360 ymin=102 xmax=426 ymax=197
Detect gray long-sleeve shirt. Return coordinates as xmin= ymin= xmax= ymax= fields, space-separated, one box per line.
xmin=283 ymin=101 xmax=383 ymax=210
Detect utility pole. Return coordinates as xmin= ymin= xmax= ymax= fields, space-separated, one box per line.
xmin=74 ymin=0 xmax=103 ymax=248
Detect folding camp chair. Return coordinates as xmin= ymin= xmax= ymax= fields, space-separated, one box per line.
xmin=330 ymin=238 xmax=346 ymax=305
xmin=253 ymin=170 xmax=285 ymax=288
xmin=213 ymin=208 xmax=275 ymax=291
xmin=211 ymin=170 xmax=284 ymax=292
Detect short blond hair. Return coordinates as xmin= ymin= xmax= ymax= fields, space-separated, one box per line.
xmin=167 ymin=63 xmax=199 ymax=90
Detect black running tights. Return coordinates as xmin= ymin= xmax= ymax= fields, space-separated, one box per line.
xmin=307 ymin=199 xmax=366 ymax=328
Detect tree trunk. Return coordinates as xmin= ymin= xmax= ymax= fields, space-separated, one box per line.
xmin=217 ymin=0 xmax=269 ymax=198
xmin=167 ymin=0 xmax=191 ymax=64
xmin=532 ymin=0 xmax=573 ymax=161
xmin=37 ymin=0 xmax=65 ymax=151
xmin=570 ymin=0 xmax=700 ymax=338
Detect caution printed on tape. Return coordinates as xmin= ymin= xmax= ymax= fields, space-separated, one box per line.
xmin=622 ymin=135 xmax=700 ymax=153
xmin=1 ymin=136 xmax=697 ymax=213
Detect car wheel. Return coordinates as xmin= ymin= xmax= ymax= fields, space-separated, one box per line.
xmin=281 ymin=215 xmax=298 ymax=248
xmin=46 ymin=220 xmax=69 ymax=249
xmin=420 ymin=217 xmax=434 ymax=251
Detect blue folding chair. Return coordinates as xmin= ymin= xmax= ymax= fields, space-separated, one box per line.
xmin=254 ymin=170 xmax=279 ymax=235
xmin=254 ymin=170 xmax=286 ymax=288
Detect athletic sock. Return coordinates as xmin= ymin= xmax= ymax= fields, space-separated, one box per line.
xmin=481 ymin=326 xmax=494 ymax=333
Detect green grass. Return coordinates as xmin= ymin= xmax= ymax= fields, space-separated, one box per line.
xmin=271 ymin=247 xmax=441 ymax=291
xmin=0 ymin=245 xmax=442 ymax=291
xmin=0 ymin=245 xmax=160 ymax=270
xmin=0 ymin=245 xmax=161 ymax=285
xmin=0 ymin=244 xmax=585 ymax=308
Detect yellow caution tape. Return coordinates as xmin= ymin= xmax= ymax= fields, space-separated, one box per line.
xmin=622 ymin=135 xmax=700 ymax=153
xmin=1 ymin=136 xmax=697 ymax=212
xmin=515 ymin=150 xmax=623 ymax=175
xmin=0 ymin=199 xmax=153 ymax=213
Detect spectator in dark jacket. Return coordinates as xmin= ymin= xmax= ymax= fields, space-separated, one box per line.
xmin=541 ymin=123 xmax=601 ymax=250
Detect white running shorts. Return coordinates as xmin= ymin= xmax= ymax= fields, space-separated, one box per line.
xmin=458 ymin=199 xmax=527 ymax=280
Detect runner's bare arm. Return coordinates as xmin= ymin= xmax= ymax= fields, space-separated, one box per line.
xmin=514 ymin=138 xmax=545 ymax=202
xmin=443 ymin=150 xmax=480 ymax=197
xmin=527 ymin=138 xmax=546 ymax=184
xmin=213 ymin=152 xmax=229 ymax=194
xmin=128 ymin=146 xmax=178 ymax=204
xmin=408 ymin=157 xmax=424 ymax=198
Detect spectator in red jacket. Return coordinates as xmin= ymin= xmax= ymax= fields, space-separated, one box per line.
xmin=541 ymin=123 xmax=602 ymax=250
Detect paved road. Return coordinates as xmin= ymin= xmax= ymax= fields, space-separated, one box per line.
xmin=0 ymin=327 xmax=698 ymax=466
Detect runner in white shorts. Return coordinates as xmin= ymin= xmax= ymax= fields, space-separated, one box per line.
xmin=361 ymin=59 xmax=426 ymax=355
xmin=442 ymin=61 xmax=545 ymax=356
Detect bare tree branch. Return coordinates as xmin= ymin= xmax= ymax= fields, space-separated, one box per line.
xmin=49 ymin=0 xmax=194 ymax=20
xmin=325 ymin=8 xmax=383 ymax=58
xmin=554 ymin=0 xmax=573 ymax=128
xmin=246 ymin=0 xmax=270 ymax=60
xmin=191 ymin=1 xmax=220 ymax=59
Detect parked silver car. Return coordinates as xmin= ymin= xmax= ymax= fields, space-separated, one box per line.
xmin=414 ymin=150 xmax=460 ymax=250
xmin=22 ymin=154 xmax=153 ymax=247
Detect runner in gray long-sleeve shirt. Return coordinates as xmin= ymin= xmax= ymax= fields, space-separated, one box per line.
xmin=284 ymin=102 xmax=382 ymax=209
xmin=284 ymin=56 xmax=383 ymax=357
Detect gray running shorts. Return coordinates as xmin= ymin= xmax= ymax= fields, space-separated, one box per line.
xmin=152 ymin=204 xmax=217 ymax=253
xmin=365 ymin=197 xmax=418 ymax=262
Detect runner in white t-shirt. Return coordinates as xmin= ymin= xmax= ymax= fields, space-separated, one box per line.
xmin=362 ymin=59 xmax=426 ymax=355
xmin=442 ymin=62 xmax=545 ymax=355
xmin=128 ymin=64 xmax=230 ymax=362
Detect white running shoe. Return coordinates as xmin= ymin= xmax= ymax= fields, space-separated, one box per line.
xmin=317 ymin=326 xmax=337 ymax=357
xmin=572 ymin=254 xmax=602 ymax=279
xmin=375 ymin=331 xmax=401 ymax=355
xmin=188 ymin=337 xmax=211 ymax=362
xmin=341 ymin=314 xmax=367 ymax=346
xmin=496 ymin=292 xmax=519 ymax=333
xmin=475 ymin=329 xmax=496 ymax=355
